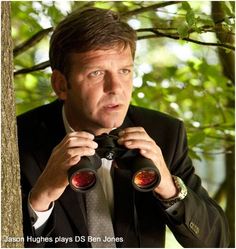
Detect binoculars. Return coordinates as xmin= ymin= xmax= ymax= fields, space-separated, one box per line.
xmin=68 ymin=132 xmax=161 ymax=192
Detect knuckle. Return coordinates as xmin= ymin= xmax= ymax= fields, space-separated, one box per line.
xmin=65 ymin=149 xmax=74 ymax=158
xmin=150 ymin=139 xmax=156 ymax=146
xmin=68 ymin=156 xmax=80 ymax=165
xmin=65 ymin=137 xmax=75 ymax=147
xmin=66 ymin=132 xmax=75 ymax=139
xmin=52 ymin=146 xmax=58 ymax=154
xmin=79 ymin=147 xmax=87 ymax=155
xmin=88 ymin=148 xmax=96 ymax=155
xmin=138 ymin=126 xmax=145 ymax=132
xmin=80 ymin=131 xmax=94 ymax=139
xmin=80 ymin=147 xmax=94 ymax=156
xmin=156 ymin=146 xmax=162 ymax=155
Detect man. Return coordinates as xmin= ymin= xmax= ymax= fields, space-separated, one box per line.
xmin=17 ymin=7 xmax=230 ymax=248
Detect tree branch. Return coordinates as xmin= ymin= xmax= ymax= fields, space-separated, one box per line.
xmin=13 ymin=5 xmax=234 ymax=76
xmin=121 ymin=1 xmax=181 ymax=18
xmin=13 ymin=2 xmax=181 ymax=58
xmin=14 ymin=61 xmax=50 ymax=75
xmin=14 ymin=28 xmax=235 ymax=76
xmin=138 ymin=29 xmax=235 ymax=50
xmin=13 ymin=27 xmax=53 ymax=57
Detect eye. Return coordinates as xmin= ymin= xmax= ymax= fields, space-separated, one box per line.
xmin=89 ymin=70 xmax=104 ymax=77
xmin=119 ymin=69 xmax=131 ymax=75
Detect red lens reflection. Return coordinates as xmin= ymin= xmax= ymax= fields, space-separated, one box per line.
xmin=71 ymin=171 xmax=96 ymax=189
xmin=134 ymin=170 xmax=157 ymax=188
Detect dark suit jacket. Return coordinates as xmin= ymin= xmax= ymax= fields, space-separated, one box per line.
xmin=17 ymin=100 xmax=230 ymax=248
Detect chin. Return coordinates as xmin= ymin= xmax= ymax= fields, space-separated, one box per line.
xmin=101 ymin=118 xmax=124 ymax=130
xmin=94 ymin=110 xmax=127 ymax=131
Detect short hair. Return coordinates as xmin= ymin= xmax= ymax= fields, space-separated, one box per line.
xmin=49 ymin=7 xmax=137 ymax=76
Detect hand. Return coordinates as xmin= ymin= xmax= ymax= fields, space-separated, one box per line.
xmin=117 ymin=127 xmax=178 ymax=199
xmin=30 ymin=131 xmax=98 ymax=211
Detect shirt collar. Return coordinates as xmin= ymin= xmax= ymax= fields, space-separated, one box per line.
xmin=62 ymin=105 xmax=74 ymax=134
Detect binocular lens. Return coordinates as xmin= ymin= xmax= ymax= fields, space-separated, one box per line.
xmin=134 ymin=170 xmax=158 ymax=189
xmin=70 ymin=171 xmax=96 ymax=190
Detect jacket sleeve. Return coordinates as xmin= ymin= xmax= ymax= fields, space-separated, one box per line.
xmin=165 ymin=121 xmax=230 ymax=248
xmin=20 ymin=152 xmax=56 ymax=248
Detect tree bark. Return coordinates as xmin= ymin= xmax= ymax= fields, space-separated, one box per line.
xmin=211 ymin=2 xmax=235 ymax=247
xmin=1 ymin=2 xmax=24 ymax=247
xmin=211 ymin=1 xmax=235 ymax=84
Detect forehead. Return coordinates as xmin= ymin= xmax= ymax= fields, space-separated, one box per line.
xmin=69 ymin=46 xmax=133 ymax=69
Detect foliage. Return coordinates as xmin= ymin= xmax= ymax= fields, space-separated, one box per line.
xmin=11 ymin=1 xmax=235 ymax=160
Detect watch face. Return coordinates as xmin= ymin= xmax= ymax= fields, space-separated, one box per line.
xmin=173 ymin=176 xmax=188 ymax=200
xmin=161 ymin=176 xmax=188 ymax=207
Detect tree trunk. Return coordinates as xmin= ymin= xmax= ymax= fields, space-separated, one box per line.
xmin=212 ymin=1 xmax=235 ymax=83
xmin=225 ymin=144 xmax=235 ymax=247
xmin=1 ymin=2 xmax=24 ymax=247
xmin=211 ymin=2 xmax=235 ymax=247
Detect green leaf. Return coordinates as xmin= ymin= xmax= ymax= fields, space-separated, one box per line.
xmin=222 ymin=2 xmax=234 ymax=17
xmin=188 ymin=132 xmax=206 ymax=147
xmin=186 ymin=10 xmax=195 ymax=27
xmin=188 ymin=150 xmax=202 ymax=162
xmin=177 ymin=24 xmax=189 ymax=39
xmin=182 ymin=2 xmax=191 ymax=11
xmin=142 ymin=73 xmax=156 ymax=84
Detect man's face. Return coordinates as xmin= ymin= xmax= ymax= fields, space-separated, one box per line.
xmin=58 ymin=46 xmax=134 ymax=135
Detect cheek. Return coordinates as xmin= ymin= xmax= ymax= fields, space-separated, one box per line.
xmin=82 ymin=90 xmax=102 ymax=110
xmin=124 ymin=82 xmax=133 ymax=97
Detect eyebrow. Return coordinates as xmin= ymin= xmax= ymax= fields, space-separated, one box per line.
xmin=81 ymin=64 xmax=134 ymax=71
xmin=122 ymin=64 xmax=134 ymax=68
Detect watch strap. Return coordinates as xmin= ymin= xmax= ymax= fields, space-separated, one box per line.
xmin=154 ymin=175 xmax=188 ymax=208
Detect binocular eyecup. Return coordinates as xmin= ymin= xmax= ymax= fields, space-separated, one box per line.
xmin=128 ymin=156 xmax=161 ymax=192
xmin=68 ymin=155 xmax=101 ymax=192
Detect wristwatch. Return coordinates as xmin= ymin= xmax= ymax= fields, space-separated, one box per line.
xmin=155 ymin=175 xmax=188 ymax=208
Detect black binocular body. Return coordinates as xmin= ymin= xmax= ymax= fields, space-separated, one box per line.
xmin=68 ymin=132 xmax=161 ymax=192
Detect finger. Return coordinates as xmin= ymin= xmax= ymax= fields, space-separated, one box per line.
xmin=121 ymin=139 xmax=154 ymax=151
xmin=56 ymin=131 xmax=95 ymax=148
xmin=64 ymin=137 xmax=98 ymax=149
xmin=119 ymin=127 xmax=145 ymax=135
xmin=64 ymin=147 xmax=96 ymax=161
xmin=69 ymin=131 xmax=95 ymax=139
xmin=139 ymin=148 xmax=159 ymax=163
xmin=118 ymin=134 xmax=155 ymax=148
xmin=62 ymin=132 xmax=95 ymax=145
xmin=55 ymin=136 xmax=97 ymax=152
xmin=66 ymin=155 xmax=81 ymax=167
xmin=117 ymin=138 xmax=161 ymax=165
xmin=118 ymin=133 xmax=150 ymax=144
xmin=118 ymin=127 xmax=151 ymax=141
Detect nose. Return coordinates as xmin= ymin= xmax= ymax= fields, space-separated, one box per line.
xmin=103 ymin=72 xmax=122 ymax=94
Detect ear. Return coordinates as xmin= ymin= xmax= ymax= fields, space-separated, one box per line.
xmin=51 ymin=70 xmax=68 ymax=100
